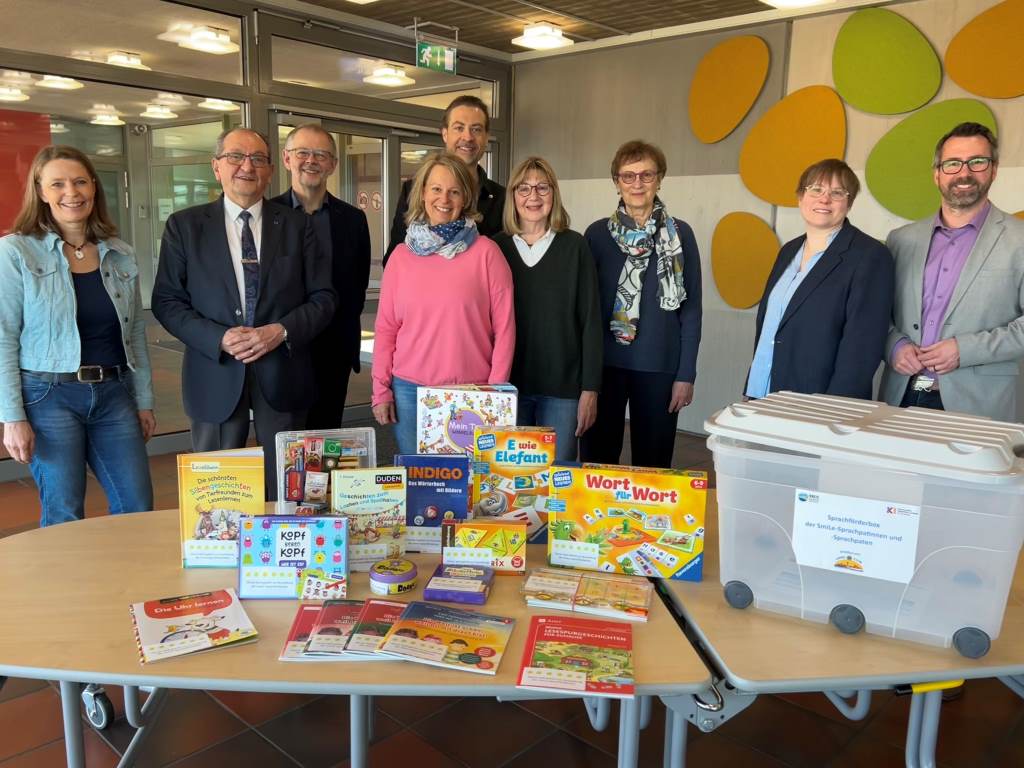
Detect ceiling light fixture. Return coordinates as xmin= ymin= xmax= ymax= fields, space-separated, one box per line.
xmin=158 ymin=23 xmax=240 ymax=54
xmin=0 ymin=86 xmax=29 ymax=102
xmin=759 ymin=0 xmax=836 ymax=8
xmin=1 ymin=70 xmax=36 ymax=87
xmin=196 ymin=97 xmax=239 ymax=111
xmin=511 ymin=23 xmax=574 ymax=50
xmin=344 ymin=0 xmax=379 ymax=4
xmin=37 ymin=75 xmax=85 ymax=90
xmin=141 ymin=104 xmax=178 ymax=119
xmin=49 ymin=121 xmax=70 ymax=134
xmin=154 ymin=92 xmax=190 ymax=107
xmin=106 ymin=51 xmax=151 ymax=70
xmin=91 ymin=113 xmax=125 ymax=126
xmin=362 ymin=66 xmax=415 ymax=87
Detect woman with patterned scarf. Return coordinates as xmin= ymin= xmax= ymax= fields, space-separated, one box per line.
xmin=372 ymin=152 xmax=515 ymax=454
xmin=580 ymin=140 xmax=703 ymax=469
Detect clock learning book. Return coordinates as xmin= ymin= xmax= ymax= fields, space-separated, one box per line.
xmin=330 ymin=468 xmax=407 ymax=570
xmin=130 ymin=588 xmax=257 ymax=664
xmin=394 ymin=454 xmax=470 ymax=553
xmin=177 ymin=448 xmax=265 ymax=568
xmin=415 ymin=384 xmax=517 ymax=456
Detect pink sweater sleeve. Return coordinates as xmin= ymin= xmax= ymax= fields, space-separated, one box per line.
xmin=371 ymin=250 xmax=401 ymax=405
xmin=485 ymin=241 xmax=516 ymax=383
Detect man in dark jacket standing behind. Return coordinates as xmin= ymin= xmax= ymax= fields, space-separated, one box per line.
xmin=274 ymin=123 xmax=371 ymax=428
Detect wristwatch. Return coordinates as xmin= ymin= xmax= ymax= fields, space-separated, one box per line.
xmin=281 ymin=325 xmax=289 ymax=343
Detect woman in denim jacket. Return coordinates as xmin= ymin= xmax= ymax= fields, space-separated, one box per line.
xmin=0 ymin=145 xmax=154 ymax=526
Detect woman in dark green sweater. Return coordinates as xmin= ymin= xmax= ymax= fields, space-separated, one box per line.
xmin=492 ymin=157 xmax=602 ymax=462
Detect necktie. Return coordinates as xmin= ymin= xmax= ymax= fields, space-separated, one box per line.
xmin=238 ymin=210 xmax=259 ymax=327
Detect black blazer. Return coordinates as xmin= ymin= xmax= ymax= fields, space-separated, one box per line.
xmin=152 ymin=196 xmax=336 ymax=424
xmin=271 ymin=190 xmax=371 ymax=373
xmin=383 ymin=164 xmax=505 ymax=266
xmin=750 ymin=220 xmax=894 ymax=399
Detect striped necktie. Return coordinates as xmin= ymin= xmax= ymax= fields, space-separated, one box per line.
xmin=238 ymin=210 xmax=259 ymax=327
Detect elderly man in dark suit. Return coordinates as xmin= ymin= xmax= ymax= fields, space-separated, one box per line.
xmin=152 ymin=127 xmax=335 ymax=498
xmin=273 ymin=123 xmax=371 ymax=428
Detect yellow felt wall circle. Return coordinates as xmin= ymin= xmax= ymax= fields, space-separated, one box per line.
xmin=689 ymin=36 xmax=771 ymax=144
xmin=945 ymin=0 xmax=1024 ymax=99
xmin=711 ymin=212 xmax=781 ymax=309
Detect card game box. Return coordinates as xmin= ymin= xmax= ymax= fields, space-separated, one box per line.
xmin=415 ymin=384 xmax=517 ymax=456
xmin=547 ymin=464 xmax=708 ymax=581
xmin=238 ymin=515 xmax=349 ymax=599
xmin=441 ymin=519 xmax=527 ymax=573
xmin=472 ymin=427 xmax=556 ymax=544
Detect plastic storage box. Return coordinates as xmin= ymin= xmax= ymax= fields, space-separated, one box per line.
xmin=705 ymin=392 xmax=1024 ymax=658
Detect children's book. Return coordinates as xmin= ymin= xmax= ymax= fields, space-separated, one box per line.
xmin=177 ymin=448 xmax=265 ymax=568
xmin=415 ymin=384 xmax=517 ymax=457
xmin=130 ymin=588 xmax=257 ymax=664
xmin=344 ymin=599 xmax=407 ymax=655
xmin=547 ymin=464 xmax=708 ymax=581
xmin=394 ymin=454 xmax=470 ymax=553
xmin=521 ymin=568 xmax=653 ymax=622
xmin=276 ymin=428 xmax=376 ymax=514
xmin=238 ymin=516 xmax=348 ymax=599
xmin=441 ymin=519 xmax=527 ymax=573
xmin=279 ymin=604 xmax=324 ymax=661
xmin=422 ymin=563 xmax=494 ymax=605
xmin=304 ymin=599 xmax=364 ymax=655
xmin=517 ymin=615 xmax=634 ymax=698
xmin=472 ymin=427 xmax=556 ymax=544
xmin=376 ymin=601 xmax=515 ymax=675
xmin=330 ymin=468 xmax=407 ymax=570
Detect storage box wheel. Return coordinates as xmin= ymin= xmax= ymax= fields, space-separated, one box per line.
xmin=829 ymin=604 xmax=865 ymax=635
xmin=723 ymin=580 xmax=753 ymax=609
xmin=952 ymin=627 xmax=990 ymax=659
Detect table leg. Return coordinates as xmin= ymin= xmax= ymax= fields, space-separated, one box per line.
xmin=366 ymin=695 xmax=375 ymax=741
xmin=350 ymin=693 xmax=369 ymax=768
xmin=1000 ymin=675 xmax=1024 ymax=701
xmin=639 ymin=695 xmax=652 ymax=730
xmin=905 ymin=689 xmax=942 ymax=768
xmin=662 ymin=706 xmax=687 ymax=768
xmin=58 ymin=680 xmax=85 ymax=768
xmin=584 ymin=696 xmax=611 ymax=731
xmin=617 ymin=697 xmax=641 ymax=768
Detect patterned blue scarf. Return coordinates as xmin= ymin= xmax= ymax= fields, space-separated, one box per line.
xmin=405 ymin=217 xmax=478 ymax=259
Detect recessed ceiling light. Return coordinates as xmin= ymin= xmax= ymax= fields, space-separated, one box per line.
xmin=70 ymin=50 xmax=103 ymax=63
xmin=0 ymin=86 xmax=29 ymax=102
xmin=158 ymin=23 xmax=240 ymax=54
xmin=154 ymin=92 xmax=190 ymax=107
xmin=0 ymin=70 xmax=35 ymax=87
xmin=91 ymin=113 xmax=125 ymax=126
xmin=49 ymin=121 xmax=70 ymax=134
xmin=141 ymin=103 xmax=178 ymax=119
xmin=362 ymin=66 xmax=415 ymax=87
xmin=37 ymin=75 xmax=84 ymax=90
xmin=196 ymin=97 xmax=239 ymax=111
xmin=344 ymin=0 xmax=379 ymax=4
xmin=511 ymin=23 xmax=574 ymax=50
xmin=106 ymin=51 xmax=151 ymax=70
xmin=759 ymin=0 xmax=836 ymax=7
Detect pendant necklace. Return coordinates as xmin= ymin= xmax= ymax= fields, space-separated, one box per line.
xmin=63 ymin=240 xmax=87 ymax=260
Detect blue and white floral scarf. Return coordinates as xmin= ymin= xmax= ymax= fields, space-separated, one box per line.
xmin=405 ymin=217 xmax=478 ymax=259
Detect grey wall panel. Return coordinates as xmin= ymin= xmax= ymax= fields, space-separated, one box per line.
xmin=512 ymin=22 xmax=789 ymax=179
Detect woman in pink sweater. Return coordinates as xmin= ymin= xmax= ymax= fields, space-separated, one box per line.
xmin=372 ymin=152 xmax=515 ymax=454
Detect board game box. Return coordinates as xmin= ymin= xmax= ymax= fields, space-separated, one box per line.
xmin=415 ymin=384 xmax=517 ymax=456
xmin=238 ymin=515 xmax=348 ymax=599
xmin=441 ymin=519 xmax=527 ymax=573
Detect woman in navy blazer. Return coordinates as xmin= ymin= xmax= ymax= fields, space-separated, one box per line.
xmin=746 ymin=159 xmax=894 ymax=400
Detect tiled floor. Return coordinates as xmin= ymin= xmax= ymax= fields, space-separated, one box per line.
xmin=1 ymin=433 xmax=1022 ymax=766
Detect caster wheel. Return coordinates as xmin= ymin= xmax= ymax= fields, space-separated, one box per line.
xmin=829 ymin=604 xmax=865 ymax=635
xmin=83 ymin=689 xmax=115 ymax=730
xmin=723 ymin=580 xmax=754 ymax=609
xmin=952 ymin=627 xmax=990 ymax=659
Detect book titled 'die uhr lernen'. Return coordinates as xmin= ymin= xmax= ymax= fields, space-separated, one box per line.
xmin=130 ymin=589 xmax=257 ymax=664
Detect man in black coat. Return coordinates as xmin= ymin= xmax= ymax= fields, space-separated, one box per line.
xmin=152 ymin=127 xmax=336 ymax=498
xmin=383 ymin=95 xmax=505 ymax=265
xmin=273 ymin=123 xmax=371 ymax=428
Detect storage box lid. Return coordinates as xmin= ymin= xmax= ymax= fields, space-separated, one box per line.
xmin=705 ymin=392 xmax=1024 ymax=484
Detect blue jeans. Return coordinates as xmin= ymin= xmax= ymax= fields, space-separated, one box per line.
xmin=391 ymin=376 xmax=419 ymax=456
xmin=22 ymin=372 xmax=154 ymax=527
xmin=518 ymin=394 xmax=580 ymax=462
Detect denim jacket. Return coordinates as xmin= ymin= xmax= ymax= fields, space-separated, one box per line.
xmin=0 ymin=231 xmax=154 ymax=422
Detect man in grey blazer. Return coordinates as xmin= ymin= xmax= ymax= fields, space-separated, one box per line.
xmin=881 ymin=122 xmax=1024 ymax=421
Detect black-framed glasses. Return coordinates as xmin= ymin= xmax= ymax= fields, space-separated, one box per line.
xmin=514 ymin=182 xmax=552 ymax=197
xmin=937 ymin=156 xmax=992 ymax=175
xmin=803 ymin=184 xmax=850 ymax=202
xmin=286 ymin=148 xmax=336 ymax=162
xmin=216 ymin=152 xmax=271 ymax=168
xmin=614 ymin=170 xmax=658 ymax=185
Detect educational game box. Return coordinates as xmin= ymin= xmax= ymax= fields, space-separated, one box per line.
xmin=330 ymin=468 xmax=407 ymax=570
xmin=394 ymin=454 xmax=470 ymax=553
xmin=472 ymin=427 xmax=556 ymax=544
xmin=237 ymin=515 xmax=349 ymax=599
xmin=376 ymin=601 xmax=515 ymax=675
xmin=517 ymin=615 xmax=634 ymax=698
xmin=547 ymin=464 xmax=708 ymax=581
xmin=130 ymin=588 xmax=258 ymax=664
xmin=415 ymin=384 xmax=517 ymax=456
xmin=441 ymin=519 xmax=527 ymax=573
xmin=276 ymin=428 xmax=376 ymax=514
xmin=177 ymin=448 xmax=265 ymax=568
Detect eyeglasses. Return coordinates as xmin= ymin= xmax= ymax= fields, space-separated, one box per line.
xmin=803 ymin=184 xmax=850 ymax=202
xmin=614 ymin=170 xmax=658 ymax=185
xmin=216 ymin=152 xmax=271 ymax=168
xmin=286 ymin=148 xmax=336 ymax=162
xmin=514 ymin=182 xmax=552 ymax=198
xmin=937 ymin=156 xmax=992 ymax=175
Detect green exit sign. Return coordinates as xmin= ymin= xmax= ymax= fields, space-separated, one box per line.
xmin=416 ymin=41 xmax=457 ymax=74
